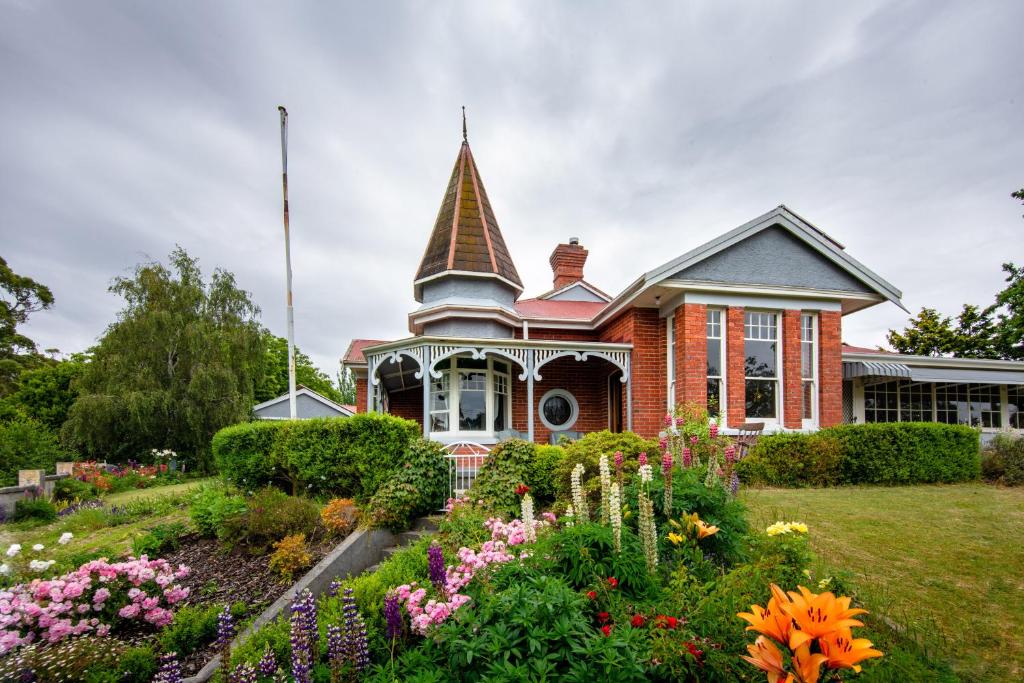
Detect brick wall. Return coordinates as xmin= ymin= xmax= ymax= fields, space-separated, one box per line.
xmin=515 ymin=328 xmax=600 ymax=342
xmin=782 ymin=310 xmax=803 ymax=428
xmin=511 ymin=355 xmax=613 ymax=443
xmin=818 ymin=310 xmax=843 ymax=427
xmin=388 ymin=386 xmax=424 ymax=425
xmin=355 ymin=377 xmax=367 ymax=413
xmin=726 ymin=306 xmax=746 ymax=427
xmin=596 ymin=308 xmax=665 ymax=438
xmin=675 ymin=303 xmax=707 ymax=411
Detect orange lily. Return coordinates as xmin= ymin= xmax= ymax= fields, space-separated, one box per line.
xmin=778 ymin=585 xmax=867 ymax=650
xmin=818 ymin=628 xmax=884 ymax=673
xmin=694 ymin=518 xmax=720 ymax=539
xmin=740 ymin=636 xmax=787 ymax=683
xmin=737 ymin=585 xmax=793 ymax=644
xmin=789 ymin=643 xmax=827 ymax=683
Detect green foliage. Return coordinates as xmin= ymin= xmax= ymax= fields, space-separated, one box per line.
xmin=556 ymin=430 xmax=658 ymax=506
xmin=437 ymin=500 xmax=492 ymax=552
xmin=214 ymin=413 xmax=419 ymax=500
xmin=529 ymin=444 xmax=566 ymax=504
xmin=115 ymin=645 xmax=159 ymax=683
xmin=189 ymin=483 xmax=247 ymax=538
xmin=738 ymin=423 xmax=980 ymax=486
xmin=13 ymin=497 xmax=58 ymax=522
xmin=61 ymin=247 xmax=266 ymax=470
xmin=0 ymin=415 xmax=69 ymax=487
xmin=160 ymin=602 xmax=248 ymax=658
xmin=0 ymin=355 xmax=85 ymax=431
xmin=531 ymin=523 xmax=656 ymax=599
xmin=255 ymin=332 xmax=343 ymax=403
xmin=54 ymin=476 xmax=97 ymax=502
xmin=886 ymin=306 xmax=999 ymax=358
xmin=0 ymin=255 xmax=54 ymax=397
xmin=736 ymin=432 xmax=845 ymax=487
xmin=221 ymin=487 xmax=320 ymax=551
xmin=466 ymin=438 xmax=537 ymax=516
xmin=367 ymin=438 xmax=448 ymax=530
xmin=131 ymin=522 xmax=187 ymax=557
xmin=981 ymin=432 xmax=1024 ymax=485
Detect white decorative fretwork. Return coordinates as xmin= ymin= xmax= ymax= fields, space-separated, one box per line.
xmin=533 ymin=348 xmax=630 ymax=382
xmin=368 ymin=346 xmax=426 ymax=386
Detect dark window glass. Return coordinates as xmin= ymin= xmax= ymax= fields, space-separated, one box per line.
xmin=744 ymin=341 xmax=777 ymax=378
xmin=802 ymin=381 xmax=814 ymax=420
xmin=458 ymin=371 xmax=486 ymax=431
xmin=1010 ymin=386 xmax=1022 ymax=429
xmin=707 ymin=380 xmax=721 ymax=419
xmin=542 ymin=395 xmax=573 ymax=427
xmin=745 ymin=380 xmax=776 ymax=418
xmin=707 ymin=339 xmax=722 ymax=377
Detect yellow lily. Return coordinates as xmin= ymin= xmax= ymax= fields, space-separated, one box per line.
xmin=667 ymin=532 xmax=685 ymax=546
xmin=776 ymin=585 xmax=868 ymax=650
xmin=818 ymin=628 xmax=884 ymax=673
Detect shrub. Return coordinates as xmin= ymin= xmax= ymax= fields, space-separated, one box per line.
xmin=532 ymin=522 xmax=657 ymax=599
xmin=114 ymin=645 xmax=159 ymax=683
xmin=53 ymin=476 xmax=98 ymax=502
xmin=367 ymin=438 xmax=448 ymax=530
xmin=736 ymin=432 xmax=844 ymax=487
xmin=221 ymin=487 xmax=320 ymax=551
xmin=0 ymin=416 xmax=69 ymax=487
xmin=555 ymin=430 xmax=658 ymax=507
xmin=189 ymin=484 xmax=247 ymax=538
xmin=466 ymin=439 xmax=536 ymax=516
xmin=13 ymin=497 xmax=58 ymax=523
xmin=528 ymin=444 xmax=565 ymax=504
xmin=131 ymin=522 xmax=187 ymax=557
xmin=269 ymin=533 xmax=312 ymax=580
xmin=321 ymin=497 xmax=359 ymax=534
xmin=737 ymin=423 xmax=980 ymax=487
xmin=159 ymin=601 xmax=247 ymax=658
xmin=981 ymin=432 xmax=1024 ymax=486
xmin=214 ymin=413 xmax=420 ymax=500
xmin=437 ymin=499 xmax=492 ymax=552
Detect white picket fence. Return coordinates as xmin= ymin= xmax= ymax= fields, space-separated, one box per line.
xmin=442 ymin=441 xmax=491 ymax=505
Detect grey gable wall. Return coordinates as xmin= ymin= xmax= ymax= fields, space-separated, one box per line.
xmin=255 ymin=393 xmax=345 ymax=419
xmin=547 ymin=283 xmax=606 ymax=302
xmin=672 ymin=225 xmax=873 ymax=293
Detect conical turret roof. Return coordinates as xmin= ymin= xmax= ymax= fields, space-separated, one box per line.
xmin=414 ymin=140 xmax=523 ymax=300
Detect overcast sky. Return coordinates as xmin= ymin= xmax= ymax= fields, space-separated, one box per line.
xmin=2 ymin=1 xmax=1022 ymax=375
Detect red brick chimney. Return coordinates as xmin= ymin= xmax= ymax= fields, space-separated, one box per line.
xmin=549 ymin=238 xmax=588 ymax=289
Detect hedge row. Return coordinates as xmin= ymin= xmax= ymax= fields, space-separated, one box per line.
xmin=736 ymin=422 xmax=980 ymax=487
xmin=212 ymin=414 xmax=420 ymax=501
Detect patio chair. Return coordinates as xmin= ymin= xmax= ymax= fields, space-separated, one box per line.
xmin=734 ymin=422 xmax=764 ymax=460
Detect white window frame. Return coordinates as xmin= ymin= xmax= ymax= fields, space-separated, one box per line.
xmin=666 ymin=314 xmax=676 ymax=411
xmin=539 ymin=388 xmax=579 ymax=431
xmin=432 ymin=356 xmax=512 ymax=438
xmin=800 ymin=313 xmax=818 ymax=429
xmin=706 ymin=308 xmax=726 ymax=425
xmin=743 ymin=310 xmax=782 ymax=424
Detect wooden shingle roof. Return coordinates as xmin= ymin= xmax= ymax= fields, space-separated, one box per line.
xmin=415 ymin=141 xmax=523 ymax=292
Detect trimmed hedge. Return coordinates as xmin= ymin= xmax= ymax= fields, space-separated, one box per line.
xmin=737 ymin=422 xmax=980 ymax=487
xmin=213 ymin=413 xmax=419 ymax=501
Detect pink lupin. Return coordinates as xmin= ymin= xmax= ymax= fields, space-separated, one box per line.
xmin=725 ymin=445 xmax=736 ymax=464
xmin=682 ymin=447 xmax=692 ymax=468
xmin=709 ymin=422 xmax=719 ymax=439
xmin=614 ymin=450 xmax=623 ymax=472
xmin=661 ymin=451 xmax=672 ymax=475
xmin=689 ymin=435 xmax=698 ymax=445
xmin=638 ymin=451 xmax=647 ymax=467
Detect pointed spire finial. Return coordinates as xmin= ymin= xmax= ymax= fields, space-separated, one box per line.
xmin=462 ymin=105 xmax=468 ymax=143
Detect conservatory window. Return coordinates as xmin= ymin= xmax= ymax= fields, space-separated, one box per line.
xmin=744 ymin=311 xmax=779 ymax=420
xmin=1010 ymin=385 xmax=1023 ymax=429
xmin=936 ymin=383 xmax=970 ymax=425
xmin=429 ymin=359 xmax=451 ymax=432
xmin=864 ymin=380 xmax=899 ymax=423
xmin=968 ymin=384 xmax=1001 ymax=428
xmin=432 ymin=356 xmax=510 ymax=435
xmin=706 ymin=309 xmax=724 ymax=420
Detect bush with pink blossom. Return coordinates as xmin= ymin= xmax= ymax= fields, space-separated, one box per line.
xmin=0 ymin=555 xmax=190 ymax=654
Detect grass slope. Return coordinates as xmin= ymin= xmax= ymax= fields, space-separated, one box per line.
xmin=742 ymin=483 xmax=1024 ymax=683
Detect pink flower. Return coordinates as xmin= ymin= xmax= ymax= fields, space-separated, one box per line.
xmin=118 ymin=604 xmax=140 ymax=619
xmin=638 ymin=452 xmax=647 ymax=467
xmin=689 ymin=435 xmax=698 ymax=445
xmin=96 ymin=624 xmax=111 ymax=636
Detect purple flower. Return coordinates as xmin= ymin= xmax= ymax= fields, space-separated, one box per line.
xmin=154 ymin=653 xmax=182 ymax=683
xmin=328 ymin=578 xmax=343 ymax=597
xmin=289 ymin=590 xmax=317 ymax=683
xmin=328 ymin=623 xmax=345 ymax=665
xmin=730 ymin=471 xmax=740 ymax=496
xmin=384 ymin=592 xmax=402 ymax=641
xmin=257 ymin=645 xmax=277 ymax=677
xmin=428 ymin=543 xmax=446 ymax=591
xmin=229 ymin=663 xmax=257 ymax=683
xmin=342 ymin=588 xmax=370 ymax=672
xmin=216 ymin=605 xmax=234 ymax=653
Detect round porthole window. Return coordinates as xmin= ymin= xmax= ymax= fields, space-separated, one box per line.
xmin=539 ymin=389 xmax=579 ymax=431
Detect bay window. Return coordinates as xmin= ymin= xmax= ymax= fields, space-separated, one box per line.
xmin=706 ymin=309 xmax=724 ymax=420
xmin=429 ymin=356 xmax=511 ymax=435
xmin=800 ymin=314 xmax=816 ymax=425
xmin=744 ymin=311 xmax=779 ymax=420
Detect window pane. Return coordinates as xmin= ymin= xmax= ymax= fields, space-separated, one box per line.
xmin=1010 ymin=386 xmax=1022 ymax=429
xmin=864 ymin=380 xmax=899 ymax=423
xmin=802 ymin=381 xmax=814 ymax=420
xmin=900 ymin=382 xmax=933 ymax=422
xmin=458 ymin=371 xmax=486 ymax=431
xmin=745 ymin=379 xmax=776 ymax=418
xmin=493 ymin=372 xmax=508 ymax=432
xmin=542 ymin=395 xmax=573 ymax=427
xmin=744 ymin=340 xmax=777 ymax=378
xmin=936 ymin=384 xmax=970 ymax=425
xmin=707 ymin=379 xmax=722 ymax=420
xmin=707 ymin=339 xmax=722 ymax=377
xmin=969 ymin=384 xmax=1001 ymax=428
xmin=429 ymin=373 xmax=449 ymax=432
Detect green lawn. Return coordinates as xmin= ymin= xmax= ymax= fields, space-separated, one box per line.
xmin=103 ymin=477 xmax=213 ymax=504
xmin=742 ymin=484 xmax=1024 ymax=683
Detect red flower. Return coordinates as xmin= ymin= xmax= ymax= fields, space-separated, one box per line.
xmin=666 ymin=616 xmax=678 ymax=629
xmin=515 ymin=483 xmax=530 ymax=496
xmin=597 ymin=612 xmax=610 ymax=624
xmin=601 ymin=625 xmax=611 ymax=637
xmin=607 ymin=577 xmax=618 ymax=589
xmin=653 ymin=614 xmax=679 ymax=630
xmin=630 ymin=614 xmax=645 ymax=628
xmin=586 ymin=591 xmax=597 ymax=600
xmin=684 ymin=641 xmax=704 ymax=662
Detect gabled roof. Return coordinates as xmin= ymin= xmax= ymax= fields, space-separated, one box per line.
xmin=514 ymin=298 xmax=608 ymax=321
xmin=535 ymin=279 xmax=612 ymax=302
xmin=414 ymin=140 xmax=523 ymax=300
xmin=342 ymin=339 xmax=389 ymax=366
xmin=252 ymin=385 xmax=354 ymax=417
xmin=644 ymin=205 xmax=904 ymax=307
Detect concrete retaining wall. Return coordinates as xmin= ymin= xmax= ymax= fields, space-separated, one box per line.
xmin=0 ymin=469 xmax=69 ymax=517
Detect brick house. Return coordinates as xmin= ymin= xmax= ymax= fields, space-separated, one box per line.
xmin=343 ymin=135 xmax=1024 ymax=444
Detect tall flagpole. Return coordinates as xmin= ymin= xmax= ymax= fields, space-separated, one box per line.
xmin=278 ymin=106 xmax=297 ymax=419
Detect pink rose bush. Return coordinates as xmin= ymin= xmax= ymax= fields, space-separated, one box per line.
xmin=0 ymin=556 xmax=189 ymax=654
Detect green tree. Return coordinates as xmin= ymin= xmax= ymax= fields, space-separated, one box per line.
xmin=0 ymin=256 xmax=54 ymax=396
xmin=336 ymin=366 xmax=356 ymax=405
xmin=886 ymin=305 xmax=998 ymax=358
xmin=0 ymin=354 xmax=86 ymax=431
xmin=0 ymin=416 xmax=69 ymax=487
xmin=991 ymin=262 xmax=1024 ymax=360
xmin=62 ymin=248 xmax=265 ymax=469
xmin=255 ymin=333 xmax=343 ymax=403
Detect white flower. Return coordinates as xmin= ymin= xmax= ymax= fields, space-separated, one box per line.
xmin=58 ymin=532 xmax=74 ymax=545
xmin=5 ymin=544 xmax=21 ymax=557
xmin=639 ymin=464 xmax=653 ymax=483
xmin=0 ymin=563 xmax=10 ymax=575
xmin=32 ymin=544 xmax=45 ymax=552
xmin=29 ymin=559 xmax=55 ymax=572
